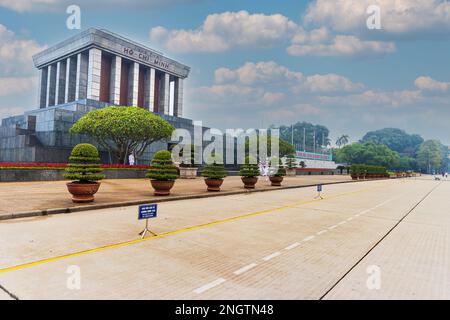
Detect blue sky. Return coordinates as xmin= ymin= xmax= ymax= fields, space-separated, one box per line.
xmin=0 ymin=0 xmax=450 ymax=145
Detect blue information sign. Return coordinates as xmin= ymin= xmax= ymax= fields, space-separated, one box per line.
xmin=138 ymin=204 xmax=157 ymax=220
xmin=317 ymin=185 xmax=323 ymax=192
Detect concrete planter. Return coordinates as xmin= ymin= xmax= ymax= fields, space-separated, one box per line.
xmin=66 ymin=182 xmax=101 ymax=203
xmin=286 ymin=169 xmax=296 ymax=176
xmin=179 ymin=167 xmax=198 ymax=179
xmin=150 ymin=180 xmax=175 ymax=196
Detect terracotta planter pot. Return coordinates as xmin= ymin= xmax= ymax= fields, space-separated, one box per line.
xmin=204 ymin=178 xmax=224 ymax=191
xmin=351 ymin=174 xmax=358 ymax=180
xmin=241 ymin=176 xmax=258 ymax=189
xmin=269 ymin=176 xmax=284 ymax=186
xmin=66 ymin=182 xmax=101 ymax=203
xmin=150 ymin=180 xmax=175 ymax=196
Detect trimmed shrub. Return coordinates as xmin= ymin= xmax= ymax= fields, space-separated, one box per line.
xmin=350 ymin=164 xmax=387 ymax=178
xmin=201 ymin=160 xmax=227 ymax=179
xmin=285 ymin=154 xmax=297 ymax=169
xmin=146 ymin=150 xmax=179 ymax=181
xmin=64 ymin=144 xmax=105 ymax=183
xmin=240 ymin=156 xmax=260 ymax=178
xmin=270 ymin=157 xmax=286 ymax=177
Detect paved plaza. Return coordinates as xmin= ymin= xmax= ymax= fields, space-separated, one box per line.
xmin=0 ymin=176 xmax=448 ymax=300
xmin=0 ymin=175 xmax=350 ymax=219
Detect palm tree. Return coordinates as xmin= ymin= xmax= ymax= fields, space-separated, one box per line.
xmin=336 ymin=135 xmax=349 ymax=148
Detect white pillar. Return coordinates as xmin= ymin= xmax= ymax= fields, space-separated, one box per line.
xmin=128 ymin=61 xmax=139 ymax=106
xmin=87 ymin=48 xmax=102 ymax=101
xmin=46 ymin=64 xmax=57 ymax=107
xmin=174 ymin=78 xmax=184 ymax=117
xmin=162 ymin=73 xmax=170 ymax=114
xmin=38 ymin=67 xmax=48 ymax=108
xmin=110 ymin=56 xmax=121 ymax=105
xmin=55 ymin=60 xmax=66 ymax=105
xmin=75 ymin=52 xmax=88 ymax=100
xmin=144 ymin=67 xmax=155 ymax=111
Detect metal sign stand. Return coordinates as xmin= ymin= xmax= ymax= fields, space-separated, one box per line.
xmin=138 ymin=204 xmax=158 ymax=239
xmin=139 ymin=219 xmax=157 ymax=239
xmin=314 ymin=185 xmax=324 ymax=200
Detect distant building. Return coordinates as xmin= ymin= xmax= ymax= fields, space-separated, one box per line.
xmin=294 ymin=150 xmax=337 ymax=172
xmin=0 ymin=28 xmax=194 ymax=163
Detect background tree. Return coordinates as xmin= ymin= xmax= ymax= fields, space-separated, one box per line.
xmin=70 ymin=106 xmax=174 ymax=164
xmin=336 ymin=134 xmax=349 ymax=148
xmin=361 ymin=128 xmax=423 ymax=157
xmin=273 ymin=122 xmax=330 ymax=152
xmin=245 ymin=136 xmax=295 ymax=160
xmin=334 ymin=142 xmax=400 ymax=168
xmin=416 ymin=140 xmax=445 ymax=173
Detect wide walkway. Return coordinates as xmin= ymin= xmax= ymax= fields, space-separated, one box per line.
xmin=0 ymin=175 xmax=350 ymax=217
xmin=0 ymin=177 xmax=447 ymax=299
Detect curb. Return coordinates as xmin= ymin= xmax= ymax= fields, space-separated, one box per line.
xmin=0 ymin=179 xmax=386 ymax=221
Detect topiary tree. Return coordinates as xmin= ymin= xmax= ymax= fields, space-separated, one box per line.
xmin=70 ymin=106 xmax=175 ymax=164
xmin=285 ymin=154 xmax=297 ymax=169
xmin=201 ymin=161 xmax=227 ymax=179
xmin=146 ymin=150 xmax=179 ymax=181
xmin=240 ymin=156 xmax=260 ymax=178
xmin=269 ymin=157 xmax=286 ymax=177
xmin=64 ymin=143 xmax=105 ymax=183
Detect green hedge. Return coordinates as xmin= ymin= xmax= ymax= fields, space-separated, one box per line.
xmin=350 ymin=164 xmax=387 ymax=177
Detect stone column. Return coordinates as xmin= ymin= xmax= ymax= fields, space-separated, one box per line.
xmin=75 ymin=52 xmax=88 ymax=100
xmin=87 ymin=48 xmax=102 ymax=101
xmin=38 ymin=67 xmax=48 ymax=109
xmin=46 ymin=64 xmax=57 ymax=107
xmin=65 ymin=56 xmax=77 ymax=103
xmin=55 ymin=60 xmax=67 ymax=105
xmin=109 ymin=56 xmax=121 ymax=105
xmin=128 ymin=61 xmax=139 ymax=106
xmin=161 ymin=73 xmax=170 ymax=114
xmin=144 ymin=67 xmax=155 ymax=111
xmin=174 ymin=78 xmax=184 ymax=117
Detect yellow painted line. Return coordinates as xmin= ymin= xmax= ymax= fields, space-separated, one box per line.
xmin=0 ymin=181 xmax=391 ymax=274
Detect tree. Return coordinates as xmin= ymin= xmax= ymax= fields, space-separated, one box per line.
xmin=70 ymin=106 xmax=175 ymax=164
xmin=244 ymin=136 xmax=295 ymax=159
xmin=416 ymin=140 xmax=444 ymax=173
xmin=273 ymin=122 xmax=330 ymax=151
xmin=336 ymin=135 xmax=349 ymax=148
xmin=361 ymin=128 xmax=423 ymax=157
xmin=335 ymin=142 xmax=400 ymax=168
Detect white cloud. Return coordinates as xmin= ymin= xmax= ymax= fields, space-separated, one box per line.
xmin=263 ymin=103 xmax=322 ymax=121
xmin=0 ymin=24 xmax=46 ymax=75
xmin=415 ymin=76 xmax=450 ymax=91
xmin=288 ymin=33 xmax=396 ymax=57
xmin=150 ymin=10 xmax=299 ymax=53
xmin=319 ymin=89 xmax=423 ymax=107
xmin=214 ymin=61 xmax=363 ymax=93
xmin=0 ymin=76 xmax=38 ymax=97
xmin=304 ymin=0 xmax=450 ymax=36
xmin=193 ymin=84 xmax=283 ymax=107
xmin=0 ymin=0 xmax=196 ymax=12
xmin=215 ymin=61 xmax=303 ymax=85
xmin=300 ymin=74 xmax=365 ymax=93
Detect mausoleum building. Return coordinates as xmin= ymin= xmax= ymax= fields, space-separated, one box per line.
xmin=0 ymin=28 xmax=193 ymax=163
